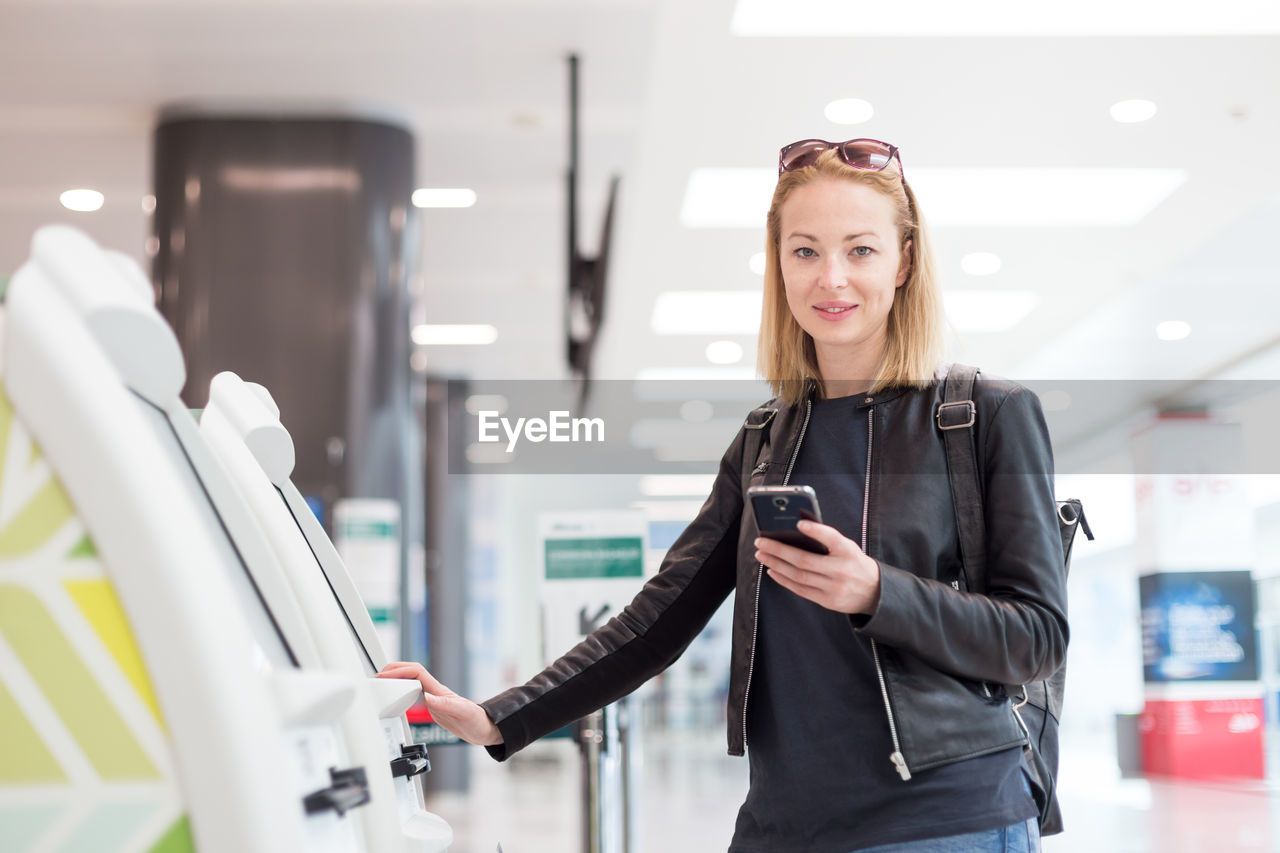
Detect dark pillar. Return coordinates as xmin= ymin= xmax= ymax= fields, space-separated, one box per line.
xmin=152 ymin=113 xmax=467 ymax=792
xmin=421 ymin=376 xmax=471 ymax=793
xmin=152 ymin=115 xmax=418 ymax=548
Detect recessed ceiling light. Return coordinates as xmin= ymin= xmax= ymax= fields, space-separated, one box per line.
xmin=141 ymin=194 xmax=156 ymax=214
xmin=651 ymin=291 xmax=762 ymax=335
xmin=960 ymin=252 xmax=1002 ymax=276
xmin=1156 ymin=320 xmax=1191 ymax=341
xmin=412 ymin=188 xmax=477 ymax=208
xmin=824 ymin=98 xmax=874 ymax=125
xmin=1111 ymin=99 xmax=1158 ymax=123
xmin=411 ymin=324 xmax=498 ymax=345
xmin=706 ymin=340 xmax=745 ymax=365
xmin=681 ymin=167 xmax=1186 ymax=228
xmin=60 ymin=189 xmax=104 ymax=212
xmin=749 ymin=252 xmax=767 ymax=275
xmin=680 ymin=399 xmax=715 ymax=422
xmin=942 ymin=290 xmax=1039 ymax=332
xmin=731 ymin=0 xmax=1280 ymax=36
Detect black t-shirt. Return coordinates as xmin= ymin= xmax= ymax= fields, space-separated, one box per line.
xmin=730 ymin=393 xmax=1035 ymax=853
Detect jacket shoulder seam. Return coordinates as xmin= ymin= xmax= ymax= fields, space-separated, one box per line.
xmin=978 ymin=381 xmax=1020 ymax=463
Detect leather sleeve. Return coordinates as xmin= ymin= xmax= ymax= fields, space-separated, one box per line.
xmin=477 ymin=428 xmax=744 ymax=760
xmin=856 ymin=384 xmax=1069 ymax=686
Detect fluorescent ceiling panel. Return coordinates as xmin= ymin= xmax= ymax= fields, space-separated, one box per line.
xmin=630 ymin=418 xmax=746 ymax=447
xmin=635 ymin=367 xmax=759 ymax=382
xmin=943 ymin=290 xmax=1039 ymax=332
xmin=631 ymin=499 xmax=713 ymax=517
xmin=466 ymin=443 xmax=514 ymax=465
xmin=913 ymin=169 xmax=1187 ymax=227
xmin=465 ymin=394 xmax=509 ymax=415
xmin=412 ymin=323 xmax=498 ymax=345
xmin=631 ymin=376 xmax=773 ymax=402
xmin=706 ymin=340 xmax=746 ymax=364
xmin=681 ymin=167 xmax=1186 ymax=228
xmin=680 ymin=168 xmax=777 ymax=228
xmin=651 ymin=290 xmax=763 ymax=335
xmin=639 ymin=475 xmax=718 ymax=497
xmin=960 ymin=252 xmax=1002 ymax=276
xmin=731 ymin=0 xmax=1280 ymax=36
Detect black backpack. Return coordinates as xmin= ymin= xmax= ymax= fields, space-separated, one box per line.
xmin=939 ymin=364 xmax=1092 ymax=836
xmin=739 ymin=367 xmax=1093 ymax=836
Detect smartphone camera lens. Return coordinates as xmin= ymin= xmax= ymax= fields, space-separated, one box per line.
xmin=772 ymin=496 xmax=789 ymax=510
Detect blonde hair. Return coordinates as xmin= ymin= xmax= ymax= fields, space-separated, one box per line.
xmin=756 ymin=149 xmax=944 ymax=405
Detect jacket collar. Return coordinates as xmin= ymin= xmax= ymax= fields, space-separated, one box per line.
xmin=801 ymin=379 xmax=915 ymax=410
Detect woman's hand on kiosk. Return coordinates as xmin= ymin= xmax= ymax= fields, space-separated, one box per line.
xmin=378 ymin=662 xmax=504 ymax=746
xmin=754 ymin=520 xmax=881 ymax=616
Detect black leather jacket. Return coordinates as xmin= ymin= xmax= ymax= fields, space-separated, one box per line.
xmin=481 ymin=373 xmax=1068 ymax=781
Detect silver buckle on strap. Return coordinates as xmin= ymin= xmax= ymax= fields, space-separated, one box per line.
xmin=744 ymin=408 xmax=777 ymax=430
xmin=936 ymin=401 xmax=975 ymax=431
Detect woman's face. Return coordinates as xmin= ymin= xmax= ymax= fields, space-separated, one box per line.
xmin=778 ymin=178 xmax=910 ymax=371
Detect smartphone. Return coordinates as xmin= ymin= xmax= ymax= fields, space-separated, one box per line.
xmin=748 ymin=485 xmax=828 ymax=554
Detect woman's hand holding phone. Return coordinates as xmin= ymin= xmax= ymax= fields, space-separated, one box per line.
xmin=377 ymin=662 xmax=504 ymax=746
xmin=754 ymin=520 xmax=882 ymax=616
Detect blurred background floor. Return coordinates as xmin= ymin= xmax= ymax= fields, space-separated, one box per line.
xmin=422 ymin=727 xmax=1280 ymax=853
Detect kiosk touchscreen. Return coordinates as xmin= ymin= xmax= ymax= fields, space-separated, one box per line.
xmin=199 ymin=371 xmax=451 ymax=851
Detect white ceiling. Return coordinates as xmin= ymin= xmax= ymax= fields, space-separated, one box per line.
xmin=2 ymin=0 xmax=1279 ymax=456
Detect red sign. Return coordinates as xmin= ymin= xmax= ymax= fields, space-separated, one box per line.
xmin=1140 ymin=698 xmax=1264 ymax=779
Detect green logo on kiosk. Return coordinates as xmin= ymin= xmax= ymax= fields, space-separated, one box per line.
xmin=477 ymin=410 xmax=604 ymax=452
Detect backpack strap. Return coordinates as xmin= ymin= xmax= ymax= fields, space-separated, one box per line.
xmin=939 ymin=366 xmax=1088 ymax=837
xmin=741 ymin=404 xmax=778 ymax=496
xmin=939 ymin=364 xmax=987 ymax=592
xmin=939 ymin=368 xmax=1034 ymax=705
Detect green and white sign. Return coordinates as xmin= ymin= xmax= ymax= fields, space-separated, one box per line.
xmin=334 ymin=498 xmax=401 ymax=659
xmin=538 ymin=511 xmax=648 ymax=665
xmin=544 ymin=537 xmax=643 ymax=580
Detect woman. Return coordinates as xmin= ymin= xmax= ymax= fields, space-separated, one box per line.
xmin=381 ymin=139 xmax=1066 ymax=852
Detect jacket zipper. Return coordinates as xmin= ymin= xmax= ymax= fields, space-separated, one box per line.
xmin=742 ymin=396 xmax=811 ymax=749
xmin=863 ymin=406 xmax=912 ymax=781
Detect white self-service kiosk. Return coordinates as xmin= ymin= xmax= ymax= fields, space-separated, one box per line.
xmin=0 ymin=226 xmax=448 ymax=853
xmin=199 ymin=371 xmax=451 ymax=851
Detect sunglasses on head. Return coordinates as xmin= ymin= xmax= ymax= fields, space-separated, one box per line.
xmin=778 ymin=138 xmax=905 ymax=188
